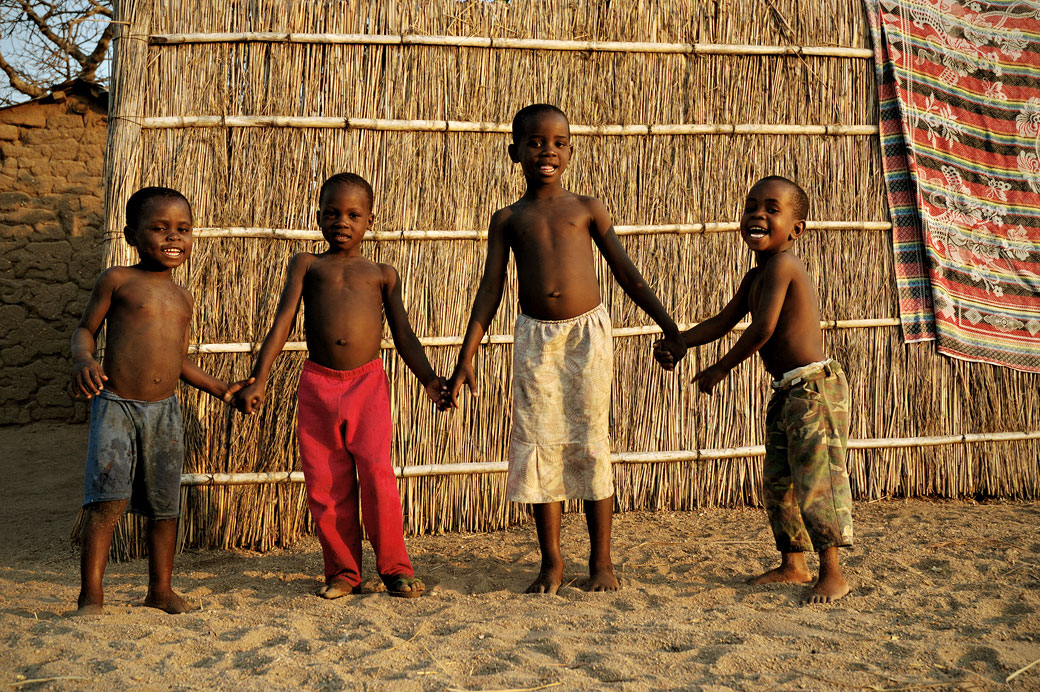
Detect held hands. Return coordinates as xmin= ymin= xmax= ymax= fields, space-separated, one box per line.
xmin=653 ymin=334 xmax=688 ymax=371
xmin=71 ymin=357 xmax=107 ymax=399
xmin=444 ymin=361 xmax=477 ymax=410
xmin=233 ymin=379 xmax=267 ymax=414
xmin=222 ymin=377 xmax=256 ymax=405
xmin=424 ymin=376 xmax=451 ymax=409
xmin=692 ymin=363 xmax=727 ymax=394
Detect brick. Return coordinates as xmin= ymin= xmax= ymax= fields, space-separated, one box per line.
xmin=0 ymin=369 xmax=36 ymax=399
xmin=0 ymin=191 xmax=30 ymax=210
xmin=30 ymin=174 xmax=61 ymax=194
xmin=49 ymin=112 xmax=88 ymax=129
xmin=0 ymin=278 xmax=27 ymax=303
xmin=0 ymin=303 xmax=28 ymax=327
xmin=70 ymin=400 xmax=88 ymax=422
xmin=0 ymin=124 xmax=19 ymax=140
xmin=7 ymin=240 xmax=72 ymax=277
xmin=71 ymin=253 xmax=104 ymax=289
xmin=1 ymin=344 xmax=32 ymax=366
xmin=1 ymin=107 xmax=46 ymax=128
xmin=37 ymin=384 xmax=72 ymax=408
xmin=0 ymin=404 xmax=32 ymax=425
xmin=0 ymin=143 xmax=35 ymax=161
xmin=33 ymin=220 xmax=65 ymax=241
xmin=0 ymin=223 xmax=34 ymax=240
xmin=3 ymin=206 xmax=57 ymax=226
xmin=27 ymin=282 xmax=81 ymax=320
xmin=23 ymin=128 xmax=71 ymax=146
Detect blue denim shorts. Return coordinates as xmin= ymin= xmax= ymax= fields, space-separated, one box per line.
xmin=83 ymin=390 xmax=184 ymax=520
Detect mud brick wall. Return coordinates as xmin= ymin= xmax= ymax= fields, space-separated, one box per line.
xmin=0 ymin=94 xmax=106 ymax=424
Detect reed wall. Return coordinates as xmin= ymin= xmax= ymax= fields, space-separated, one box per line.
xmin=99 ymin=0 xmax=1040 ymax=557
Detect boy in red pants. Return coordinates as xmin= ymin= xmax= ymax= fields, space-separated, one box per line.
xmin=236 ymin=173 xmax=447 ymax=598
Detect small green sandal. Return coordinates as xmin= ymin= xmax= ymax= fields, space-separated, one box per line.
xmin=383 ymin=575 xmax=425 ymax=598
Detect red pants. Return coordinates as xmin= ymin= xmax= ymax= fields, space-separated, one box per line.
xmin=296 ymin=358 xmax=413 ymax=585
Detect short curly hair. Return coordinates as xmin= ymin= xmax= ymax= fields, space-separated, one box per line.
xmin=319 ymin=172 xmax=374 ymax=209
xmin=511 ymin=104 xmax=569 ymax=143
xmin=125 ymin=187 xmax=191 ymax=230
xmin=756 ymin=176 xmax=809 ymax=221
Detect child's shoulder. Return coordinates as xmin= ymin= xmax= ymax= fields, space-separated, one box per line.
xmin=289 ymin=250 xmax=321 ymax=269
xmin=761 ymin=250 xmax=808 ymax=277
xmin=96 ymin=264 xmax=138 ymax=284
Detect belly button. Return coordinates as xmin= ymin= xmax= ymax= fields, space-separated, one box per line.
xmin=549 ymin=291 xmax=561 ymax=298
xmin=336 ymin=339 xmax=347 ymax=345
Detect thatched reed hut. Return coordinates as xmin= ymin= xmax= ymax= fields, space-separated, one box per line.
xmin=100 ymin=0 xmax=1039 ymax=557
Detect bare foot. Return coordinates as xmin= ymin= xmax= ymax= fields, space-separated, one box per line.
xmin=807 ymin=573 xmax=850 ymax=604
xmin=70 ymin=603 xmax=104 ymax=617
xmin=525 ymin=566 xmax=563 ymax=595
xmin=748 ymin=565 xmax=813 ymax=585
xmin=142 ymin=589 xmax=195 ymax=614
xmin=73 ymin=591 xmax=104 ymax=617
xmin=806 ymin=546 xmax=850 ymax=604
xmin=748 ymin=551 xmax=812 ymax=585
xmin=316 ymin=581 xmax=354 ymax=599
xmin=586 ymin=565 xmax=620 ymax=592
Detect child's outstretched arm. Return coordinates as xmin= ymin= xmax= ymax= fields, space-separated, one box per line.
xmin=177 ymin=293 xmax=255 ymax=402
xmin=693 ymin=257 xmax=794 ymax=394
xmin=447 ymin=209 xmax=511 ymax=408
xmin=234 ymin=253 xmax=313 ymax=413
xmin=653 ymin=269 xmax=756 ymax=371
xmin=381 ymin=264 xmax=448 ymax=406
xmin=587 ymin=198 xmax=686 ymax=362
xmin=70 ymin=268 xmax=121 ymax=398
xmin=181 ymin=357 xmax=255 ymax=403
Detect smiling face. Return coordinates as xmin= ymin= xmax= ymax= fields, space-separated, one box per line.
xmin=509 ymin=111 xmax=572 ymax=186
xmin=739 ymin=179 xmax=806 ymax=257
xmin=124 ymin=197 xmax=193 ymax=272
xmin=317 ymin=182 xmax=374 ymax=254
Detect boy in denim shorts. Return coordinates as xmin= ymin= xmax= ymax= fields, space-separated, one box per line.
xmin=655 ymin=176 xmax=853 ymax=604
xmin=70 ymin=187 xmax=249 ymax=615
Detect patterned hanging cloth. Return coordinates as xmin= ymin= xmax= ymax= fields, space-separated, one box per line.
xmin=865 ymin=0 xmax=1040 ymax=372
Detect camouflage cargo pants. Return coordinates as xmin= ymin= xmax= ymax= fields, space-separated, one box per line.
xmin=763 ymin=360 xmax=853 ymax=553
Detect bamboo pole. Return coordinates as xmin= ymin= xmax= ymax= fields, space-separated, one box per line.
xmin=179 ymin=431 xmax=1040 ymax=485
xmin=137 ymin=115 xmax=878 ymax=136
xmin=148 ymin=32 xmax=874 ymax=59
xmin=185 ymin=318 xmax=902 ymax=354
xmin=192 ymin=220 xmax=893 ymax=241
xmin=103 ymin=1 xmax=152 ymax=267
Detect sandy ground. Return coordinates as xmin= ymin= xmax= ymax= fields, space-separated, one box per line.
xmin=2 ymin=422 xmax=1039 ymax=692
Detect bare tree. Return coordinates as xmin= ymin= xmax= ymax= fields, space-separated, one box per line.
xmin=0 ymin=0 xmax=112 ymax=105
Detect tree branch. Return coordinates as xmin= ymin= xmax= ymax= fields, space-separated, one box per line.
xmin=86 ymin=0 xmax=112 ymax=18
xmin=80 ymin=19 xmax=112 ymax=78
xmin=17 ymin=0 xmax=89 ymax=65
xmin=0 ymin=45 xmax=46 ymax=99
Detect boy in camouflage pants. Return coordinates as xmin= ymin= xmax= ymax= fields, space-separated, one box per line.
xmin=655 ymin=176 xmax=853 ymax=603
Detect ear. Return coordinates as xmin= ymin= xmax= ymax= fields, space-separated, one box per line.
xmin=790 ymin=219 xmax=806 ymax=240
xmin=507 ymin=142 xmax=519 ymax=163
xmin=366 ymin=212 xmax=375 ymax=229
xmin=123 ymin=225 xmax=137 ymax=247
